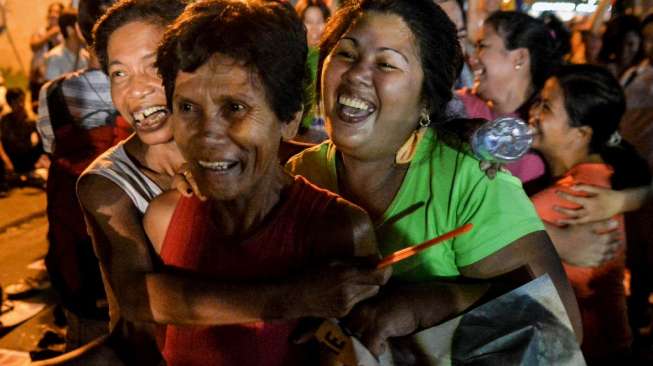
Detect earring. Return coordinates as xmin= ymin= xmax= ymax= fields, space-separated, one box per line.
xmin=419 ymin=109 xmax=431 ymax=128
xmin=514 ymin=64 xmax=522 ymax=70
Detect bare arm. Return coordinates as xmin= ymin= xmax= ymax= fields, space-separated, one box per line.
xmin=30 ymin=27 xmax=59 ymax=51
xmin=345 ymin=231 xmax=582 ymax=356
xmin=554 ymin=184 xmax=651 ymax=225
xmin=78 ymin=175 xmax=292 ymax=325
xmin=544 ymin=220 xmax=622 ymax=267
xmin=79 ymin=175 xmax=389 ymax=326
xmin=0 ymin=141 xmax=13 ymax=173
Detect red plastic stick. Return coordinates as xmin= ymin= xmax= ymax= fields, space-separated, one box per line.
xmin=376 ymin=223 xmax=474 ymax=269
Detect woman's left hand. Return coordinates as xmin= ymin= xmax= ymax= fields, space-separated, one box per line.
xmin=554 ymin=184 xmax=626 ymax=224
xmin=173 ymin=163 xmax=206 ymax=201
xmin=344 ymin=290 xmax=419 ymax=357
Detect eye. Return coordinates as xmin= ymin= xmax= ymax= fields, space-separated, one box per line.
xmin=178 ymin=101 xmax=196 ymax=114
xmin=110 ymin=70 xmax=126 ymax=80
xmin=228 ymin=102 xmax=245 ymax=113
xmin=336 ymin=50 xmax=354 ymax=59
xmin=378 ymin=62 xmax=396 ymax=70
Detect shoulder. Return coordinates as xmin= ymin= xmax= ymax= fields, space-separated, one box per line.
xmin=44 ymin=45 xmax=64 ymax=59
xmin=286 ymin=141 xmax=331 ymax=171
xmin=143 ymin=191 xmax=182 ymax=253
xmin=286 ymin=141 xmax=336 ymax=189
xmin=456 ymin=88 xmax=493 ymax=120
xmin=77 ymin=171 xmax=130 ymax=213
xmin=311 ymin=193 xmax=378 ymax=259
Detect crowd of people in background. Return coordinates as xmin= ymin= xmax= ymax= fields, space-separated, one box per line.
xmin=1 ymin=0 xmax=653 ymax=364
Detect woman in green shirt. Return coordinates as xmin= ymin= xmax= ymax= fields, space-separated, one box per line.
xmin=286 ymin=0 xmax=582 ymax=356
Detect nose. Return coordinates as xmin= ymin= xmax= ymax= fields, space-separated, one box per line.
xmin=128 ymin=73 xmax=157 ymax=99
xmin=342 ymin=59 xmax=373 ymax=87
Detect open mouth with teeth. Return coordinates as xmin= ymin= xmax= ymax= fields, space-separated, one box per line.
xmin=198 ymin=160 xmax=239 ymax=172
xmin=132 ymin=105 xmax=169 ymax=131
xmin=336 ymin=95 xmax=376 ymax=123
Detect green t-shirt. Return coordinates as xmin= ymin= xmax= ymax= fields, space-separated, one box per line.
xmin=286 ymin=128 xmax=544 ymax=281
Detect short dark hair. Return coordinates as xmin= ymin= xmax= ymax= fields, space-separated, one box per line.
xmin=642 ymin=13 xmax=653 ymax=30
xmin=318 ymin=0 xmax=463 ymax=122
xmin=58 ymin=8 xmax=78 ymax=39
xmin=538 ymin=11 xmax=571 ymax=61
xmin=485 ymin=11 xmax=560 ymax=93
xmin=157 ymin=0 xmax=310 ymax=124
xmin=48 ymin=2 xmax=65 ymax=14
xmin=554 ymin=64 xmax=624 ymax=153
xmin=295 ymin=0 xmax=331 ymax=22
xmin=77 ymin=0 xmax=116 ymax=45
xmin=5 ymin=88 xmax=25 ymax=106
xmin=93 ymin=0 xmax=187 ymax=74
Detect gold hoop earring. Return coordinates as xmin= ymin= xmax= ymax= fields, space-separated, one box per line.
xmin=419 ymin=109 xmax=431 ymax=128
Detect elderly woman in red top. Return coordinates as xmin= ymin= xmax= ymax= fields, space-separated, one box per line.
xmin=143 ymin=1 xmax=390 ymax=365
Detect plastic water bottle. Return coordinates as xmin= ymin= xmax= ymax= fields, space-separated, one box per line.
xmin=470 ymin=117 xmax=534 ymax=163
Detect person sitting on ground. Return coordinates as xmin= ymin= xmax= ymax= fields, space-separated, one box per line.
xmin=527 ymin=64 xmax=650 ymax=364
xmin=144 ymin=1 xmax=390 ymax=364
xmin=0 ymin=88 xmax=45 ymax=177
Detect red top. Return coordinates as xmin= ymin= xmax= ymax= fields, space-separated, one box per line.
xmin=530 ymin=163 xmax=631 ymax=357
xmin=158 ymin=175 xmax=344 ymax=366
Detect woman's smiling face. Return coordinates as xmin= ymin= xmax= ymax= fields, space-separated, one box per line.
xmin=171 ymin=54 xmax=298 ymax=201
xmin=321 ymin=11 xmax=424 ymax=161
xmin=529 ymin=77 xmax=577 ymax=156
xmin=107 ymin=21 xmax=172 ymax=145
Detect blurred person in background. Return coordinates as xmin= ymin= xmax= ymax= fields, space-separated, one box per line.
xmin=619 ymin=13 xmax=653 ymax=341
xmin=29 ymin=2 xmax=64 ymax=110
xmin=437 ymin=0 xmax=474 ymax=89
xmin=294 ymin=0 xmax=331 ymax=143
xmin=0 ymin=88 xmax=47 ymax=186
xmin=598 ymin=15 xmax=643 ymax=78
xmin=36 ymin=0 xmax=118 ymax=355
xmin=43 ymin=7 xmax=89 ymax=82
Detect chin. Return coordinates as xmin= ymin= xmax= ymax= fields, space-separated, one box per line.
xmin=137 ymin=129 xmax=174 ymax=146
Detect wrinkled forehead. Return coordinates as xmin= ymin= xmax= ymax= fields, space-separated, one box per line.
xmin=174 ymin=54 xmax=263 ymax=97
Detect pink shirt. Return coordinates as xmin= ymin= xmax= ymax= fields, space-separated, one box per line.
xmin=457 ymin=89 xmax=545 ymax=183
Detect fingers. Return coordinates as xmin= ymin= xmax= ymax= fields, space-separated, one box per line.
xmin=591 ymin=219 xmax=620 ymax=234
xmin=172 ymin=173 xmax=193 ymax=197
xmin=555 ymin=190 xmax=588 ymax=207
xmin=570 ymin=184 xmax=603 ymax=195
xmin=173 ymin=165 xmax=207 ymax=201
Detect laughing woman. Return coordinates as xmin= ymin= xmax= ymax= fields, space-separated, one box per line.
xmin=528 ymin=64 xmax=650 ymax=364
xmin=286 ymin=0 xmax=582 ymax=355
xmin=142 ymin=1 xmax=391 ymax=364
xmin=79 ymin=1 xmax=388 ymax=365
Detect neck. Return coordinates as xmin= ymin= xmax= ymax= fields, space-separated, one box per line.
xmin=209 ymin=165 xmax=291 ymax=238
xmin=125 ymin=135 xmax=185 ymax=187
xmin=542 ymin=146 xmax=592 ymax=177
xmin=64 ymin=38 xmax=81 ymax=54
xmin=493 ymin=78 xmax=533 ymax=116
xmin=338 ymin=152 xmax=407 ymax=219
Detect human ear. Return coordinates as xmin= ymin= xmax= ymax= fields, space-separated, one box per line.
xmin=575 ymin=125 xmax=593 ymax=146
xmin=280 ymin=106 xmax=303 ymax=142
xmin=511 ymin=48 xmax=530 ymax=71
